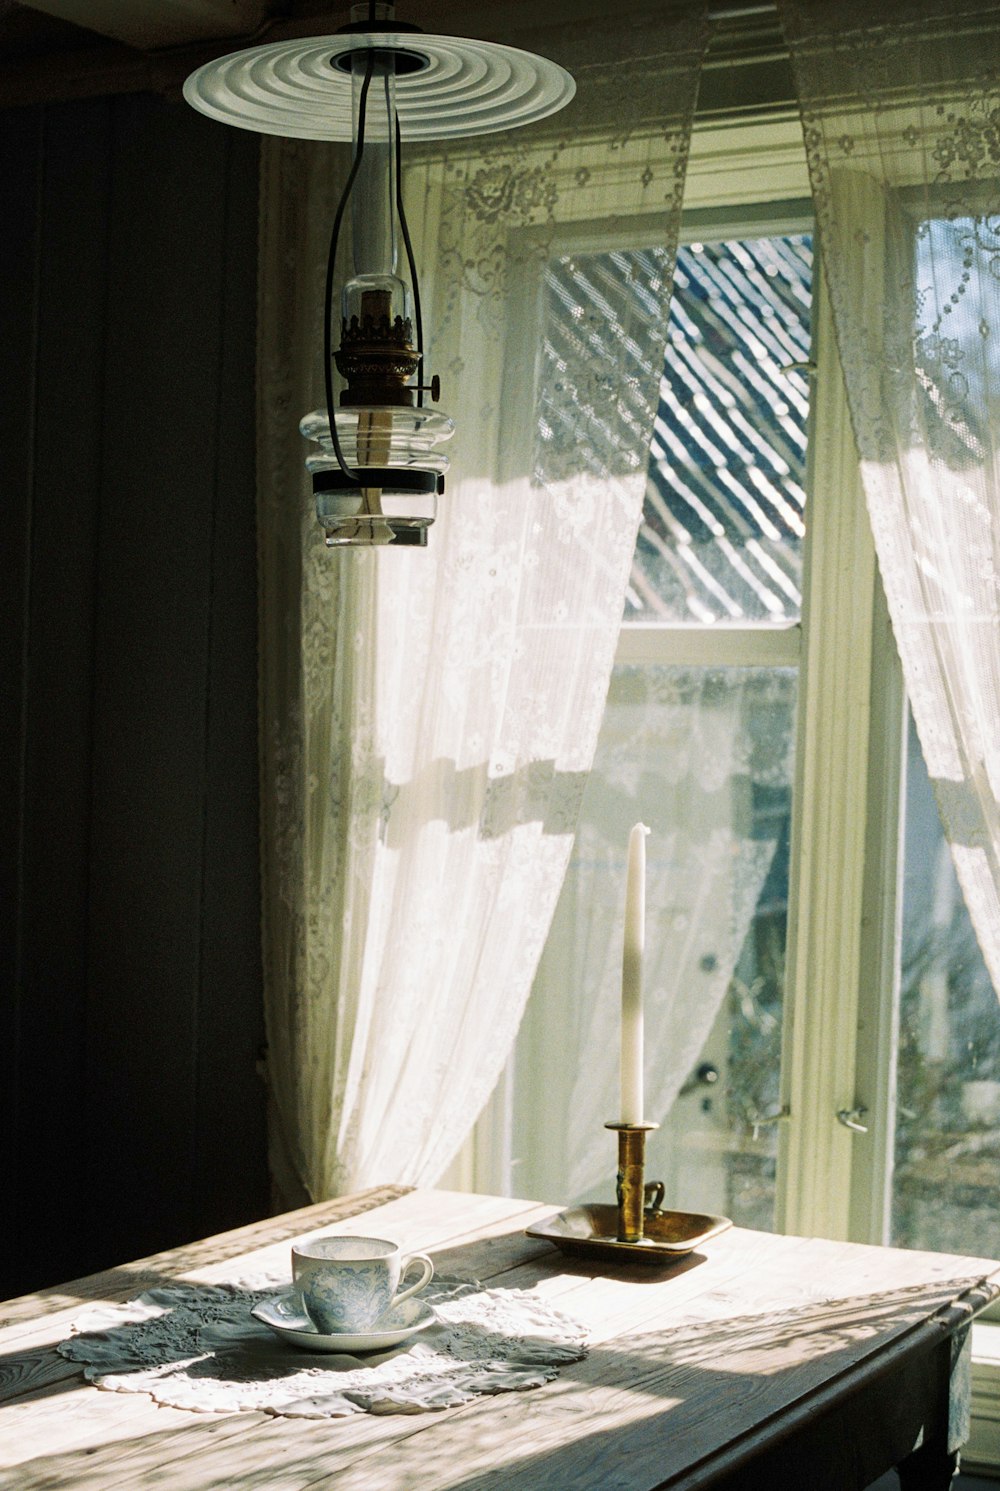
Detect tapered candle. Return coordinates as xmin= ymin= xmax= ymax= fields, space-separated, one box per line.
xmin=621 ymin=822 xmax=649 ymax=1125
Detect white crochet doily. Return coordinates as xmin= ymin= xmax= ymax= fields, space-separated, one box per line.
xmin=57 ymin=1275 xmax=588 ymax=1418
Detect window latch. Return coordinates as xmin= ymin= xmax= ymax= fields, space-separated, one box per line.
xmin=748 ymin=1104 xmax=791 ymax=1142
xmin=836 ymin=1105 xmax=869 ymax=1134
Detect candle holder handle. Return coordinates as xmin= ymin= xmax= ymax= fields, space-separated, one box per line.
xmin=605 ymin=1122 xmax=659 ymax=1243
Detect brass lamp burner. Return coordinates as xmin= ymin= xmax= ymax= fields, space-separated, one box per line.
xmin=335 ymin=288 xmax=420 ymax=407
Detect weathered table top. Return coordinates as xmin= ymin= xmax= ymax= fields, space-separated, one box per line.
xmin=2 ymin=1186 xmax=997 ymax=1490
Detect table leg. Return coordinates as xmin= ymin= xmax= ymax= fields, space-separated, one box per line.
xmin=895 ymin=1444 xmax=958 ymax=1490
xmin=896 ymin=1312 xmax=973 ymax=1491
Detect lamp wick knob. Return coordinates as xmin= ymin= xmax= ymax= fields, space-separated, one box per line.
xmin=415 ymin=373 xmax=441 ymax=402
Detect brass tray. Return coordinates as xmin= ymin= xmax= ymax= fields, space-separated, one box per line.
xmin=526 ymin=1203 xmax=732 ymax=1263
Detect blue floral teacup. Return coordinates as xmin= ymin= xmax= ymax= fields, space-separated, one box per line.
xmin=291 ymin=1234 xmax=434 ymax=1334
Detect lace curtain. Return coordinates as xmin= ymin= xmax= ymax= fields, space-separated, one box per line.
xmin=257 ymin=5 xmax=710 ymax=1203
xmin=512 ymin=667 xmax=795 ymax=1202
xmin=779 ymin=0 xmax=1000 ymax=997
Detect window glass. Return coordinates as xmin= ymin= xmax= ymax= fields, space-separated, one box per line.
xmin=629 ymin=234 xmax=812 ymax=623
xmin=509 ymin=232 xmax=811 ymax=1226
xmin=510 ymin=664 xmax=795 ymax=1228
xmin=892 ymin=711 xmax=1000 ymax=1255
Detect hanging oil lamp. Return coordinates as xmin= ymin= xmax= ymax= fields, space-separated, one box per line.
xmin=184 ymin=2 xmax=575 ymax=547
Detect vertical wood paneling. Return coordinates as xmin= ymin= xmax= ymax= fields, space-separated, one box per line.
xmin=85 ymin=92 xmax=229 ymax=1260
xmin=0 ymin=92 xmax=267 ymax=1297
xmin=0 ymin=105 xmax=44 ymax=1275
xmin=21 ymin=99 xmax=111 ymax=1276
xmin=193 ymin=125 xmax=268 ymax=1238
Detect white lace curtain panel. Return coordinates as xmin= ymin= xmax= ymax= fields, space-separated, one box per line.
xmin=778 ymin=0 xmax=1000 ymax=996
xmin=513 ymin=667 xmax=796 ymax=1203
xmin=257 ymin=5 xmax=710 ymax=1203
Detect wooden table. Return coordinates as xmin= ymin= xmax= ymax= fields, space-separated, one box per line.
xmin=2 ymin=1186 xmax=998 ymax=1490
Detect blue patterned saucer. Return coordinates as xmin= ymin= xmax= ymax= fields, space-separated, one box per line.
xmin=251 ymin=1292 xmax=435 ymax=1353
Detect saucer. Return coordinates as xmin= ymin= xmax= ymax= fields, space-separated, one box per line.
xmin=251 ymin=1292 xmax=436 ymax=1353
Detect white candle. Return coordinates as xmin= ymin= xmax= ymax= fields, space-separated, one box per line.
xmin=621 ymin=822 xmax=649 ymax=1125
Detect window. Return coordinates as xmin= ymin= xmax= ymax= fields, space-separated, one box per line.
xmin=893 ymin=711 xmax=1000 ymax=1257
xmin=455 ymin=116 xmax=1000 ymax=1273
xmin=509 ymin=227 xmax=809 ymax=1228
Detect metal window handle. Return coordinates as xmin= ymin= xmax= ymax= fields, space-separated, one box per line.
xmin=748 ymin=1104 xmax=790 ymax=1141
xmin=836 ymin=1105 xmax=869 ymax=1134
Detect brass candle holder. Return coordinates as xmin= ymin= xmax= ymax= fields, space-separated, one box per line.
xmin=605 ymin=1121 xmax=659 ymax=1243
xmin=526 ymin=1118 xmax=732 ymax=1264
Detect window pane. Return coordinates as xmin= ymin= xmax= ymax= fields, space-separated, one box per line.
xmin=629 ymin=234 xmax=812 ymax=624
xmin=510 ymin=666 xmax=795 ymax=1230
xmin=892 ymin=712 xmax=1000 ymax=1254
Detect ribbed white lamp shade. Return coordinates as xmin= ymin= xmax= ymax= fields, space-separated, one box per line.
xmin=183 ymin=32 xmax=576 ymax=141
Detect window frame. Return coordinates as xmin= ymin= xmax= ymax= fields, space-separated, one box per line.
xmin=611 ymin=117 xmax=908 ymax=1246
xmin=463 ymin=114 xmax=911 ymax=1250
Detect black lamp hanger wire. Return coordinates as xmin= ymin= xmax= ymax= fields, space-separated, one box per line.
xmin=323 ymin=15 xmax=427 ymax=487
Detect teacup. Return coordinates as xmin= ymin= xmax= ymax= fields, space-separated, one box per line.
xmin=291 ymin=1234 xmax=434 ymax=1335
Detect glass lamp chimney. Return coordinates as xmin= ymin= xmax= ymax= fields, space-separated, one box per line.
xmin=351 ymin=43 xmax=396 ymax=278
xmin=342 ymin=33 xmax=412 ymax=338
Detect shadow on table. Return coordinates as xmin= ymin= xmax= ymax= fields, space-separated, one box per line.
xmin=4 ymin=1280 xmax=967 ymax=1491
xmin=430 ymin=1233 xmax=711 ymax=1289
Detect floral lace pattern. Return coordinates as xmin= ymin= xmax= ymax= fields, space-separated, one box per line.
xmin=779 ymin=0 xmax=1000 ymax=997
xmin=513 ymin=667 xmax=797 ymax=1200
xmin=256 ymin=7 xmax=710 ymax=1204
xmin=57 ymin=1276 xmax=588 ymax=1419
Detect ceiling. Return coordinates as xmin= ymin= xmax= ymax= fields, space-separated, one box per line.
xmin=5 ymin=1 xmax=278 ymax=51
xmin=0 ymin=0 xmax=788 ymax=113
xmin=0 ymin=0 xmax=635 ymax=58
xmin=0 ymin=1 xmax=599 ymax=105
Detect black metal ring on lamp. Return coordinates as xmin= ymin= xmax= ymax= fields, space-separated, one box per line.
xmin=312 ymin=468 xmax=437 ymax=495
xmin=330 ymin=43 xmax=430 ymax=72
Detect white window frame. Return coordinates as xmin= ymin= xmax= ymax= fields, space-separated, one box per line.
xmin=608 ymin=116 xmax=908 ymax=1249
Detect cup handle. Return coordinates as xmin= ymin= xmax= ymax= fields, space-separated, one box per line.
xmin=394 ymin=1251 xmax=434 ymax=1306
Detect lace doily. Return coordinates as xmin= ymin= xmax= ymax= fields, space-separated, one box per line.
xmin=57 ymin=1275 xmax=588 ymax=1418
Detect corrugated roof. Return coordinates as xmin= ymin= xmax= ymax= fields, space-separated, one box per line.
xmin=640 ymin=234 xmax=811 ymax=622
xmin=540 ymin=234 xmax=813 ymax=623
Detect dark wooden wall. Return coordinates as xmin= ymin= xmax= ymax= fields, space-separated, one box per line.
xmin=0 ymin=91 xmax=269 ymax=1297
